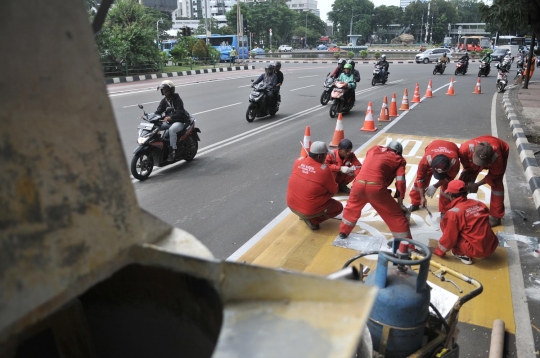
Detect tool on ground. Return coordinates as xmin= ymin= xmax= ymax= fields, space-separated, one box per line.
xmin=424 ymin=205 xmax=433 ymax=218
xmin=430 ymin=269 xmax=463 ymax=293
xmin=514 ymin=210 xmax=527 ymax=221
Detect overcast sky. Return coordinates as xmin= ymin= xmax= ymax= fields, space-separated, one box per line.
xmin=318 ymin=0 xmax=401 ymax=22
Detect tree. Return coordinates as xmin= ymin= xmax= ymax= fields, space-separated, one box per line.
xmin=449 ymin=0 xmax=482 ymax=23
xmin=192 ymin=39 xmax=209 ymax=59
xmin=195 ymin=17 xmax=220 ymax=35
xmin=328 ymin=0 xmax=375 ymax=42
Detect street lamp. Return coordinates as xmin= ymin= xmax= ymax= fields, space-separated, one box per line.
xmin=156 ymin=18 xmax=163 ymax=48
xmin=305 ymin=11 xmax=308 ymax=49
xmin=349 ymin=13 xmax=362 ymax=36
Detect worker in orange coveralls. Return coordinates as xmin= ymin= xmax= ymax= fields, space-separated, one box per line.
xmin=286 ymin=141 xmax=343 ymax=230
xmin=458 ymin=135 xmax=509 ymax=227
xmin=433 ymin=180 xmax=498 ymax=265
xmin=409 ymin=139 xmax=461 ymax=215
xmin=325 ymin=139 xmax=362 ymax=194
xmin=338 ymin=141 xmax=411 ymax=239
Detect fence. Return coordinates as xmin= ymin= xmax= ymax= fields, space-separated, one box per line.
xmin=101 ymin=61 xmax=164 ymax=78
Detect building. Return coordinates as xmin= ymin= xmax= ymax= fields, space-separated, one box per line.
xmin=286 ymin=0 xmax=319 ymax=17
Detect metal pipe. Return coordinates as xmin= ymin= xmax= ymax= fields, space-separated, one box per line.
xmin=488 ymin=319 xmax=505 ymax=358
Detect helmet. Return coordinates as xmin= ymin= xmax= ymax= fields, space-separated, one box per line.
xmin=343 ymin=64 xmax=352 ymax=70
xmin=265 ymin=63 xmax=275 ymax=74
xmin=381 ymin=54 xmax=386 ymax=60
xmin=158 ymin=80 xmax=175 ymax=96
xmin=275 ymin=61 xmax=281 ymax=69
xmin=443 ymin=52 xmax=447 ymax=57
xmin=346 ymin=59 xmax=355 ymax=69
xmin=337 ymin=58 xmax=346 ymax=66
xmin=387 ymin=141 xmax=403 ymax=156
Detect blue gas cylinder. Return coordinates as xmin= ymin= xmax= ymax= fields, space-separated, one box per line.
xmin=365 ymin=238 xmax=432 ymax=357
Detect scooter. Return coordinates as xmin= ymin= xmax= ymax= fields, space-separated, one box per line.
xmin=478 ymin=61 xmax=490 ymax=77
xmin=495 ymin=63 xmax=509 ymax=93
xmin=246 ymin=81 xmax=279 ymax=122
xmin=433 ymin=61 xmax=445 ymax=75
xmin=329 ymin=81 xmax=354 ymax=118
xmin=131 ymin=105 xmax=201 ymax=181
xmin=454 ymin=60 xmax=468 ymax=75
xmin=320 ymin=74 xmax=335 ymax=105
xmin=371 ymin=64 xmax=388 ymax=85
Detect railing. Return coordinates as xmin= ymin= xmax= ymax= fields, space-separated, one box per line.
xmin=101 ymin=61 xmax=164 ymax=78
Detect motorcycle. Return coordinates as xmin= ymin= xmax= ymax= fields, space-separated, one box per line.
xmin=371 ymin=64 xmax=388 ymax=86
xmin=454 ymin=60 xmax=468 ymax=75
xmin=131 ymin=104 xmax=201 ymax=181
xmin=478 ymin=61 xmax=491 ymax=77
xmin=246 ymin=80 xmax=279 ymax=122
xmin=320 ymin=74 xmax=335 ymax=105
xmin=433 ymin=61 xmax=445 ymax=75
xmin=495 ymin=63 xmax=509 ymax=93
xmin=329 ymin=81 xmax=355 ymax=118
xmin=501 ymin=55 xmax=513 ymax=72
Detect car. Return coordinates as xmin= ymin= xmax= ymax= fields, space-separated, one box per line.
xmin=278 ymin=45 xmax=292 ymax=52
xmin=415 ymin=48 xmax=452 ymax=64
xmin=317 ymin=44 xmax=328 ymax=50
xmin=251 ymin=48 xmax=266 ymax=55
xmin=490 ymin=48 xmax=509 ymax=62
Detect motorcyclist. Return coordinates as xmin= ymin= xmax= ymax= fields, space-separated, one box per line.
xmin=337 ymin=63 xmax=356 ymax=104
xmin=274 ymin=61 xmax=284 ymax=105
xmin=346 ymin=59 xmax=361 ymax=102
xmin=438 ymin=52 xmax=449 ymax=70
xmin=376 ymin=54 xmax=389 ymax=80
xmin=330 ymin=58 xmax=346 ymax=78
xmin=155 ymin=80 xmax=190 ymax=162
xmin=480 ymin=51 xmax=492 ymax=73
xmin=459 ymin=52 xmax=469 ymax=72
xmin=253 ymin=63 xmax=277 ymax=112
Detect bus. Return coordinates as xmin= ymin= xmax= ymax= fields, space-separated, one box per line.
xmin=196 ymin=34 xmax=249 ymax=61
xmin=493 ymin=36 xmax=526 ymax=57
xmin=458 ymin=36 xmax=490 ymax=51
xmin=161 ymin=39 xmax=178 ymax=57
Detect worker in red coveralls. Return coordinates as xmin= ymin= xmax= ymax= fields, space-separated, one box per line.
xmin=433 ymin=180 xmax=499 ymax=265
xmin=338 ymin=141 xmax=411 ymax=239
xmin=325 ymin=139 xmax=362 ymax=194
xmin=409 ymin=140 xmax=461 ymax=215
xmin=458 ymin=135 xmax=509 ymax=227
xmin=286 ymin=141 xmax=343 ymax=230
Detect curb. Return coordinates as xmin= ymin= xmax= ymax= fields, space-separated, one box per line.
xmin=105 ymin=65 xmax=255 ymax=84
xmin=502 ymin=87 xmax=540 ymax=213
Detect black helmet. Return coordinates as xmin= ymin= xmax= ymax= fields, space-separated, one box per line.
xmin=275 ymin=61 xmax=282 ymax=69
xmin=337 ymin=58 xmax=346 ymax=66
xmin=443 ymin=52 xmax=447 ymax=57
xmin=346 ymin=59 xmax=355 ymax=69
xmin=158 ymin=80 xmax=175 ymax=96
xmin=265 ymin=63 xmax=275 ymax=75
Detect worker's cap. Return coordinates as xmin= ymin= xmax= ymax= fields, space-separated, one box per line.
xmin=445 ymin=180 xmax=467 ymax=195
xmin=431 ymin=155 xmax=450 ymax=180
xmin=472 ymin=142 xmax=493 ymax=166
xmin=338 ymin=139 xmax=353 ymax=150
xmin=309 ymin=141 xmax=329 ymax=155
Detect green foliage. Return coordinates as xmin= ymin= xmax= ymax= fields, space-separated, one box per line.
xmin=374 ymin=51 xmax=381 ymax=59
xmin=328 ymin=0 xmax=375 ymax=42
xmin=347 ymin=51 xmax=355 ymax=59
xmin=470 ymin=51 xmax=477 ymax=58
xmin=334 ymin=52 xmax=341 ymax=59
xmin=359 ymin=50 xmax=368 ymax=59
xmin=208 ymin=46 xmax=220 ymax=61
xmin=195 ymin=18 xmax=220 ymax=35
xmin=192 ymin=39 xmax=209 ymax=59
xmin=480 ymin=48 xmax=493 ymax=57
xmin=170 ymin=45 xmax=189 ymax=64
xmin=479 ymin=0 xmax=539 ymax=36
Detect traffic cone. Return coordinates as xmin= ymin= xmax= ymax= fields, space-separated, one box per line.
xmin=399 ymin=89 xmax=410 ymax=111
xmin=446 ymin=78 xmax=455 ymax=96
xmin=361 ymin=102 xmax=377 ymax=132
xmin=425 ymin=79 xmax=433 ymax=98
xmin=300 ymin=126 xmax=311 ymax=157
xmin=378 ymin=96 xmax=391 ymax=122
xmin=473 ymin=77 xmax=482 ymax=94
xmin=411 ymin=83 xmax=421 ymax=103
xmin=389 ymin=92 xmax=398 ymax=117
xmin=329 ymin=114 xmax=345 ymax=147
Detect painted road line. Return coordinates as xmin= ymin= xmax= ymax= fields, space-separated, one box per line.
xmin=290 ymin=85 xmax=315 ymax=91
xmin=298 ymin=75 xmax=319 ymax=78
xmin=192 ymin=103 xmax=241 ymax=115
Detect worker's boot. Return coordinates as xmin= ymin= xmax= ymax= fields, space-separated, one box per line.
xmin=489 ymin=215 xmax=502 ymax=227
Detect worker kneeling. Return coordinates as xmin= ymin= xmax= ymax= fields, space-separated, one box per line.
xmin=433 ymin=180 xmax=499 ymax=265
xmin=286 ymin=141 xmax=343 ymax=230
xmin=325 ymin=139 xmax=362 ymax=194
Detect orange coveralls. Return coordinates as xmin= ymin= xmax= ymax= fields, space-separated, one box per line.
xmin=325 ymin=149 xmax=362 ymax=186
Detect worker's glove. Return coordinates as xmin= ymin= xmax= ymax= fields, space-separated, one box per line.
xmin=433 ymin=247 xmax=446 ymax=258
xmin=425 ymin=185 xmax=437 ymax=198
xmin=340 ymin=166 xmax=349 ymax=173
xmin=467 ymin=182 xmax=479 ymax=194
xmin=393 ymin=189 xmax=400 ymax=199
xmin=347 ymin=166 xmax=356 ymax=175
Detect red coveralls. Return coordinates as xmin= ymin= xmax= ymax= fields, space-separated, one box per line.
xmin=436 ymin=197 xmax=498 ymax=258
xmin=339 ymin=146 xmax=411 ymax=238
xmin=458 ymin=136 xmax=509 ymax=219
xmin=286 ymin=156 xmax=343 ymax=226
xmin=409 ymin=140 xmax=461 ymax=213
xmin=325 ymin=149 xmax=362 ymax=186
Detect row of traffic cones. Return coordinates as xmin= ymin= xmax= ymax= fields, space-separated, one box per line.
xmin=299 ymin=77 xmax=483 ymax=156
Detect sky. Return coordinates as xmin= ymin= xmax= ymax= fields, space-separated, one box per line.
xmin=318 ymin=0 xmax=401 ymax=22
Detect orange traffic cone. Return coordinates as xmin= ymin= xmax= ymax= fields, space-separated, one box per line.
xmin=378 ymin=96 xmax=390 ymax=122
xmin=399 ymin=89 xmax=410 ymax=111
xmin=425 ymin=79 xmax=433 ymax=98
xmin=361 ymin=102 xmax=377 ymax=132
xmin=411 ymin=83 xmax=421 ymax=103
xmin=389 ymin=92 xmax=398 ymax=117
xmin=473 ymin=77 xmax=482 ymax=94
xmin=446 ymin=78 xmax=455 ymax=96
xmin=329 ymin=114 xmax=345 ymax=147
xmin=299 ymin=126 xmax=311 ymax=157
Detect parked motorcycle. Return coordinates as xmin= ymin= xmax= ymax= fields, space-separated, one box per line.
xmin=131 ymin=104 xmax=201 ymax=181
xmin=433 ymin=61 xmax=445 ymax=75
xmin=329 ymin=81 xmax=355 ymax=118
xmin=246 ymin=81 xmax=279 ymax=122
xmin=320 ymin=74 xmax=335 ymax=105
xmin=371 ymin=64 xmax=388 ymax=85
xmin=495 ymin=63 xmax=509 ymax=93
xmin=478 ymin=61 xmax=490 ymax=77
xmin=454 ymin=60 xmax=468 ymax=75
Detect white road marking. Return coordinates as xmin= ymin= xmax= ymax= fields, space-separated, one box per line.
xmin=192 ymin=102 xmax=241 ymax=115
xmin=298 ymin=75 xmax=319 ymax=78
xmin=123 ymin=101 xmax=160 ymax=108
xmin=290 ymin=85 xmax=315 ymax=91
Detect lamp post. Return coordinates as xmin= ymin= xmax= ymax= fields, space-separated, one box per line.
xmin=349 ymin=13 xmax=362 ymax=36
xmin=156 ymin=18 xmax=163 ymax=49
xmin=305 ymin=11 xmax=308 ymax=49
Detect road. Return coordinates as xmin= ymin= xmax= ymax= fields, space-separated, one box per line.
xmin=108 ymin=61 xmax=493 ymax=258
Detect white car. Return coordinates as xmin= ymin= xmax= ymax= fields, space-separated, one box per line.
xmin=278 ymin=45 xmax=292 ymax=52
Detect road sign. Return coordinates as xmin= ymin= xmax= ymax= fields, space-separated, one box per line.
xmin=269 ymin=28 xmax=272 ymax=35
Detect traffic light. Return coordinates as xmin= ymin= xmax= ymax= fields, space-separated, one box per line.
xmin=243 ymin=19 xmax=248 ymax=33
xmin=181 ymin=27 xmax=186 ymax=37
xmin=186 ymin=27 xmax=192 ymax=36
